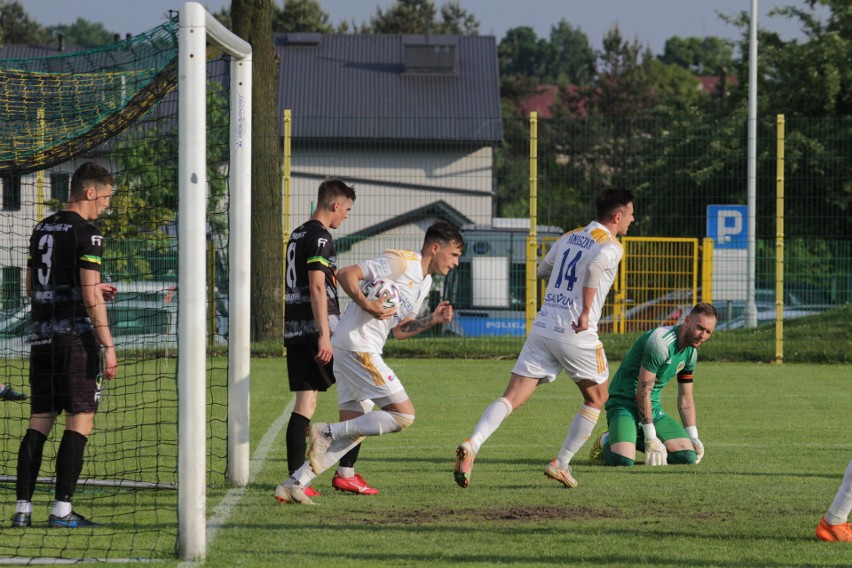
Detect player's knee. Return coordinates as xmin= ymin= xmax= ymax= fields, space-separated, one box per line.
xmin=387 ymin=411 xmax=415 ymax=432
xmin=667 ymin=449 xmax=697 ymax=465
xmin=606 ymin=452 xmax=635 ymax=467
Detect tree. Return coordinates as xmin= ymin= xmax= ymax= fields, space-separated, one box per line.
xmin=498 ymin=26 xmax=546 ymax=78
xmin=214 ymin=0 xmax=338 ymax=33
xmin=646 ymin=59 xmax=702 ymax=103
xmin=588 ymin=25 xmax=657 ymax=117
xmin=360 ymin=0 xmax=479 ymax=35
xmin=272 ymin=0 xmax=333 ymax=33
xmin=435 ymin=1 xmax=479 ymax=35
xmin=659 ymin=36 xmax=735 ymax=75
xmin=47 ymin=18 xmax=116 ymax=47
xmin=232 ymin=0 xmax=284 ymax=341
xmin=0 ymin=0 xmax=48 ymax=45
xmin=542 ymin=20 xmax=596 ymax=86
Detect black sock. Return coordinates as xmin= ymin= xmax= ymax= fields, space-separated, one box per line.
xmin=339 ymin=441 xmax=363 ymax=470
xmin=286 ymin=413 xmax=311 ymax=476
xmin=17 ymin=429 xmax=47 ymax=501
xmin=55 ymin=430 xmax=88 ymax=503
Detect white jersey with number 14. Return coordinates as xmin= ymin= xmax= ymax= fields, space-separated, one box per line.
xmin=531 ymin=220 xmax=623 ymax=342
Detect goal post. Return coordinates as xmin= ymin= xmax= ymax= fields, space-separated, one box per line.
xmin=178 ymin=2 xmax=251 ymax=560
xmin=0 ymin=2 xmax=251 ymax=561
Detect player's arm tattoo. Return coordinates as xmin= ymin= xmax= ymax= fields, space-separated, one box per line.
xmin=637 ymin=375 xmax=656 ymax=424
xmin=398 ymin=315 xmax=433 ymax=334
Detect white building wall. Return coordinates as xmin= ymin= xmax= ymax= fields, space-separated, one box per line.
xmin=288 ymin=145 xmax=494 ymax=242
xmin=1 ymin=173 xmax=47 ymax=298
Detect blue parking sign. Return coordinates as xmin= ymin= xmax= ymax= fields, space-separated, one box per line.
xmin=707 ymin=205 xmax=748 ymax=249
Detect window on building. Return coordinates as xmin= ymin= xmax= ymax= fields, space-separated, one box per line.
xmin=2 ymin=266 xmax=22 ymax=311
xmin=1 ymin=174 xmax=22 ymax=211
xmin=50 ymin=172 xmax=71 ymax=203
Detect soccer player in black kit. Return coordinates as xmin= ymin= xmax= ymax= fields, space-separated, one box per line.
xmin=11 ymin=162 xmax=118 ymax=529
xmin=282 ymin=178 xmax=378 ymax=497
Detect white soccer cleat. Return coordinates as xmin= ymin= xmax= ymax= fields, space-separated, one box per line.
xmin=308 ymin=423 xmax=332 ymax=475
xmin=544 ymin=459 xmax=578 ymax=489
xmin=454 ymin=439 xmax=476 ymax=488
xmin=275 ymin=482 xmax=315 ymax=506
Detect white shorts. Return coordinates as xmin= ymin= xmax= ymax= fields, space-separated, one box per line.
xmin=511 ymin=333 xmax=609 ymax=384
xmin=332 ymin=349 xmax=409 ymax=405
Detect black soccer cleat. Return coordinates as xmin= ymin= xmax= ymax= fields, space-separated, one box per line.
xmin=48 ymin=511 xmax=102 ymax=528
xmin=10 ymin=512 xmax=31 ymax=528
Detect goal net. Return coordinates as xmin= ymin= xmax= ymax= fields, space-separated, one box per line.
xmin=0 ymin=2 xmax=250 ymax=561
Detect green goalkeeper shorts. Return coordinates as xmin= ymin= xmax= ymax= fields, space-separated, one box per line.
xmin=605 ymin=397 xmax=688 ymax=447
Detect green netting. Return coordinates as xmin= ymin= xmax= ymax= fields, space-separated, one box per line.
xmin=0 ymin=21 xmax=179 ymax=174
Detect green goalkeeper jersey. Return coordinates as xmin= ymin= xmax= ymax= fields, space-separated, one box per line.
xmin=608 ymin=325 xmax=698 ymax=408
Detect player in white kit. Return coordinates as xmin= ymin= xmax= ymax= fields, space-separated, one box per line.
xmin=454 ymin=188 xmax=634 ymax=489
xmin=275 ymin=221 xmax=464 ymax=504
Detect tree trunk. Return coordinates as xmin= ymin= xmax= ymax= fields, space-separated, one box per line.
xmin=232 ymin=0 xmax=283 ymax=341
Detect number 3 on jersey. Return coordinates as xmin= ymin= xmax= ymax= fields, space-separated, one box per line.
xmin=37 ymin=234 xmax=55 ymax=286
xmin=554 ymin=248 xmax=582 ymax=291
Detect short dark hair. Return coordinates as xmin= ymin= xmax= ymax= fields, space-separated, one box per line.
xmin=70 ymin=162 xmax=114 ymax=200
xmin=596 ymin=187 xmax=634 ymax=221
xmin=690 ymin=302 xmax=718 ymax=319
xmin=317 ymin=178 xmax=356 ymax=211
xmin=424 ymin=220 xmax=464 ymax=249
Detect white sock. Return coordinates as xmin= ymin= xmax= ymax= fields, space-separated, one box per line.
xmin=16 ymin=500 xmax=31 ymax=515
xmin=52 ymin=500 xmax=72 ymax=518
xmin=825 ymin=460 xmax=852 ymax=525
xmin=469 ymin=397 xmax=513 ymax=454
xmin=330 ymin=410 xmax=402 ymax=439
xmin=556 ymin=405 xmax=600 ymax=469
xmin=337 ymin=466 xmax=355 ymax=478
xmin=287 ymin=463 xmax=318 ymax=488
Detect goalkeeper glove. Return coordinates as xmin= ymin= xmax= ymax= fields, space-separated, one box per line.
xmin=686 ymin=426 xmax=704 ymax=464
xmin=642 ymin=422 xmax=667 ymax=466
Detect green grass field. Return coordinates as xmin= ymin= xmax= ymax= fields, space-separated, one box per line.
xmin=192 ymin=358 xmax=852 ymax=568
xmin=2 ymin=335 xmax=850 ymax=565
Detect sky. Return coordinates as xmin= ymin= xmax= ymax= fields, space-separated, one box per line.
xmin=22 ymin=0 xmax=827 ymax=55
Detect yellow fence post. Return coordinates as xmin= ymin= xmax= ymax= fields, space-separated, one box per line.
xmin=775 ymin=114 xmax=785 ymax=364
xmin=702 ymin=238 xmax=714 ymax=304
xmin=526 ymin=112 xmax=538 ymax=333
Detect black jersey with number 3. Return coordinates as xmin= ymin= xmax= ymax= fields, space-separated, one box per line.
xmin=284 ymin=219 xmax=341 ymax=346
xmin=27 ymin=210 xmax=103 ymax=335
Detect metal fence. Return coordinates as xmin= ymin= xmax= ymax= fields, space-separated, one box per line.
xmin=279 ymin=112 xmax=850 ymax=359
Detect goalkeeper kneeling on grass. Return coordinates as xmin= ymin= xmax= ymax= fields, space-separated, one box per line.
xmin=590 ymin=303 xmax=717 ymax=467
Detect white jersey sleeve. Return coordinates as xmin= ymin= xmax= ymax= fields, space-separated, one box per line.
xmin=332 ymin=250 xmax=430 ymax=353
xmin=359 ymin=250 xmax=408 ymax=282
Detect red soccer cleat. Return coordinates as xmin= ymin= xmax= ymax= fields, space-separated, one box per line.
xmin=304 ymin=486 xmax=321 ymax=497
xmin=817 ymin=517 xmax=852 ymax=542
xmin=332 ymin=472 xmax=379 ymax=495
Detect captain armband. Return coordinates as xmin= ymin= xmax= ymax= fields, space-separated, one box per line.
xmin=676 ymin=370 xmax=694 ymax=384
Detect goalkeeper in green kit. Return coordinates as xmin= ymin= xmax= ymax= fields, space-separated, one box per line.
xmin=590 ymin=302 xmax=717 ymax=467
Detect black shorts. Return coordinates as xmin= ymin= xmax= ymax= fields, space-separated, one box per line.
xmin=286 ymin=344 xmax=336 ymax=392
xmin=29 ymin=332 xmax=101 ymax=415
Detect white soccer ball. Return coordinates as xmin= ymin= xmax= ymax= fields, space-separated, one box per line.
xmin=361 ymin=278 xmax=401 ymax=310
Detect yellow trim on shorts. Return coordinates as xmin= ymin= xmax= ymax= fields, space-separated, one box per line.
xmin=357 ymin=352 xmax=385 ymax=386
xmin=595 ymin=342 xmax=606 ymax=374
